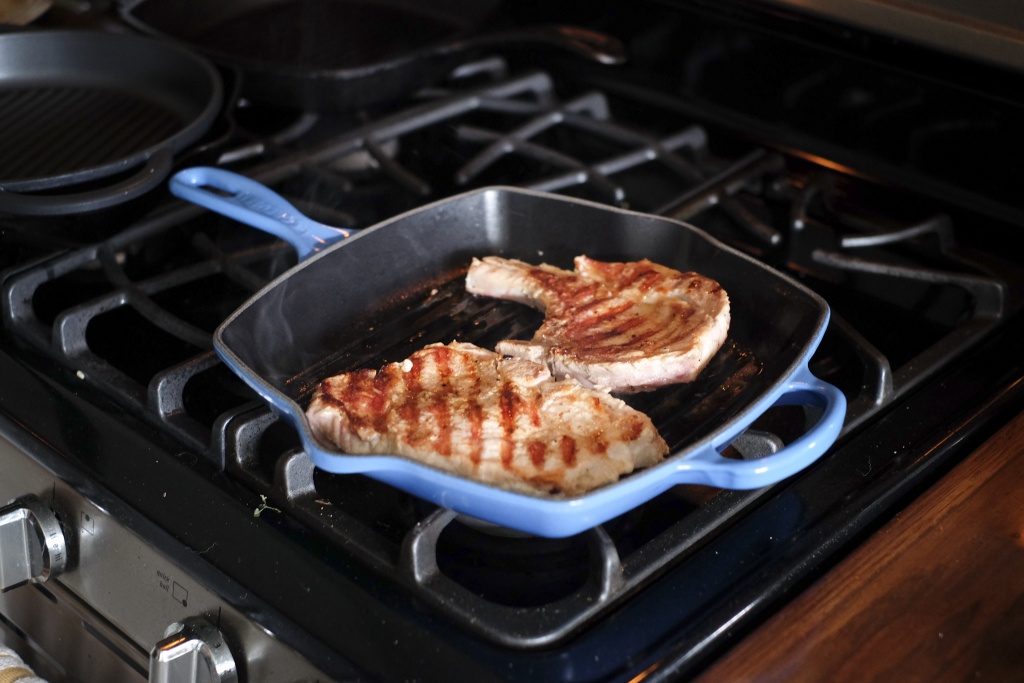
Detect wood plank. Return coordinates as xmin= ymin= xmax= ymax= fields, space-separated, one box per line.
xmin=694 ymin=410 xmax=1024 ymax=682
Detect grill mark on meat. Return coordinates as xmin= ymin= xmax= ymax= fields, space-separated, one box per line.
xmin=499 ymin=381 xmax=518 ymax=469
xmin=524 ymin=266 xmax=604 ymax=309
xmin=622 ymin=414 xmax=645 ymax=441
xmin=370 ymin=373 xmax=393 ymax=434
xmin=404 ymin=354 xmax=423 ymax=392
xmin=396 ymin=402 xmax=419 ymax=430
xmin=428 ymin=397 xmax=452 ymax=457
xmin=559 ymin=435 xmax=577 ymax=466
xmin=466 ymin=255 xmax=730 ymax=393
xmin=499 ymin=376 xmax=542 ymax=469
xmin=574 ymin=299 xmax=634 ymax=324
xmin=305 ymin=342 xmax=669 ymax=497
xmin=318 ymin=370 xmax=377 ymax=433
xmin=466 ymin=365 xmax=485 ymax=466
xmin=528 ymin=440 xmax=547 ymax=467
xmin=563 ymin=298 xmax=691 ymax=360
xmin=634 ymin=269 xmax=662 ymax=292
xmin=617 ymin=263 xmax=659 ymax=291
xmin=430 ymin=347 xmax=454 ymax=457
xmin=569 ymin=282 xmax=604 ymax=306
xmin=574 ymin=309 xmax=647 ymax=346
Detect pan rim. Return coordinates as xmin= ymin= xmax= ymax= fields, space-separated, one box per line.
xmin=217 ymin=185 xmax=831 ymax=335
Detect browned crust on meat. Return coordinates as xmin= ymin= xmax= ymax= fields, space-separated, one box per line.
xmin=305 ymin=342 xmax=668 ymax=496
xmin=465 ymin=255 xmax=730 ymax=393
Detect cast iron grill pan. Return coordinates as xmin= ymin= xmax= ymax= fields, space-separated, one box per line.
xmin=0 ymin=86 xmax=181 ymax=181
xmin=0 ymin=30 xmax=222 ymax=215
xmin=212 ymin=186 xmax=845 ymax=537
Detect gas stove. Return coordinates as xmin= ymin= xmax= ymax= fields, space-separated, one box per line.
xmin=3 ymin=1 xmax=1024 ymax=681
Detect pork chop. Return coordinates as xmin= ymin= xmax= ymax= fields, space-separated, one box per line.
xmin=465 ymin=255 xmax=730 ymax=393
xmin=305 ymin=341 xmax=668 ymax=497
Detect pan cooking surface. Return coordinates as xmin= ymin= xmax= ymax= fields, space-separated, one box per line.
xmin=0 ymin=86 xmax=185 ymax=183
xmin=287 ymin=269 xmax=765 ymax=456
xmin=0 ymin=30 xmax=222 ymax=200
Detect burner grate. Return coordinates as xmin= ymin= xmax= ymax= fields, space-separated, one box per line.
xmin=1 ymin=60 xmax=1014 ymax=649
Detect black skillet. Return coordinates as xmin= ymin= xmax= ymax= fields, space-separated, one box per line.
xmin=118 ymin=0 xmax=626 ymax=112
xmin=0 ymin=29 xmax=222 ymax=216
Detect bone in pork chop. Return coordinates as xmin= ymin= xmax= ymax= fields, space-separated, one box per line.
xmin=305 ymin=341 xmax=668 ymax=496
xmin=465 ymin=255 xmax=730 ymax=393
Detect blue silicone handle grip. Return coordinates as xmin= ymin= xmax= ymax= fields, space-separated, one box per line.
xmin=683 ymin=366 xmax=847 ymax=489
xmin=169 ymin=167 xmax=351 ymax=260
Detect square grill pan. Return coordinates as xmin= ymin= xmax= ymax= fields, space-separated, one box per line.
xmin=212 ymin=186 xmax=846 ymax=537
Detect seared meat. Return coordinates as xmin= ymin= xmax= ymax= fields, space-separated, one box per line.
xmin=465 ymin=255 xmax=730 ymax=393
xmin=305 ymin=341 xmax=668 ymax=496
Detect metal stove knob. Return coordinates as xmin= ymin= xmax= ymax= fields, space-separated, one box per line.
xmin=0 ymin=493 xmax=67 ymax=592
xmin=149 ymin=616 xmax=238 ymax=683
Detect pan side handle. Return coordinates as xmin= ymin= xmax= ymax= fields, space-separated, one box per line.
xmin=675 ymin=367 xmax=847 ymax=489
xmin=0 ymin=149 xmax=171 ymax=216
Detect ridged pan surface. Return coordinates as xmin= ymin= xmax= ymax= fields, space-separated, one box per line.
xmin=214 ymin=187 xmax=846 ymax=537
xmin=0 ymin=30 xmax=221 ymax=197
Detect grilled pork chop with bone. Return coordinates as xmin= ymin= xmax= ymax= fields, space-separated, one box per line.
xmin=305 ymin=342 xmax=668 ymax=496
xmin=465 ymin=255 xmax=730 ymax=393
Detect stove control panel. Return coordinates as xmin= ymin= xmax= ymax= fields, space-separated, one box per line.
xmin=150 ymin=616 xmax=238 ymax=683
xmin=0 ymin=428 xmax=342 ymax=682
xmin=0 ymin=493 xmax=67 ymax=592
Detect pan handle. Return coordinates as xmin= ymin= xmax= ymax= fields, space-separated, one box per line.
xmin=676 ymin=366 xmax=847 ymax=489
xmin=169 ymin=167 xmax=352 ymax=260
xmin=456 ymin=25 xmax=627 ymax=66
xmin=0 ymin=149 xmax=172 ymax=216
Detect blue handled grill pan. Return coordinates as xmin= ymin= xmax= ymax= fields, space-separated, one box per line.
xmin=179 ymin=172 xmax=845 ymax=538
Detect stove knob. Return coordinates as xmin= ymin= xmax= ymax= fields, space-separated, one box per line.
xmin=149 ymin=616 xmax=238 ymax=683
xmin=0 ymin=494 xmax=67 ymax=592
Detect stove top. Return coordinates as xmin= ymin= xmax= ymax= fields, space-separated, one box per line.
xmin=4 ymin=2 xmax=1024 ymax=681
